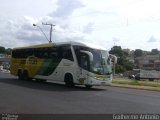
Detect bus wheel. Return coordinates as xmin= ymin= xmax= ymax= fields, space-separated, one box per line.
xmin=18 ymin=69 xmax=23 ymax=80
xmin=23 ymin=70 xmax=31 ymax=81
xmin=85 ymin=85 xmax=92 ymax=89
xmin=64 ymin=74 xmax=74 ymax=87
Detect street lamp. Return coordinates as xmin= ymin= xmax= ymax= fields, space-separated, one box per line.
xmin=42 ymin=23 xmax=55 ymax=43
xmin=33 ymin=24 xmax=50 ymax=43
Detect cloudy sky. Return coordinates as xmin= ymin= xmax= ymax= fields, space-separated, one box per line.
xmin=0 ymin=0 xmax=160 ymax=51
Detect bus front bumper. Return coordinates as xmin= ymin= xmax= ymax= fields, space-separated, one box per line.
xmin=87 ymin=76 xmax=112 ymax=86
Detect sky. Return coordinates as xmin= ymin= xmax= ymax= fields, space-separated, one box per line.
xmin=0 ymin=0 xmax=160 ymax=51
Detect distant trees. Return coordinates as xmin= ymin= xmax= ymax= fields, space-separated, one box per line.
xmin=134 ymin=49 xmax=143 ymax=58
xmin=0 ymin=46 xmax=5 ymax=53
xmin=0 ymin=46 xmax=12 ymax=55
xmin=151 ymin=49 xmax=159 ymax=55
xmin=109 ymin=46 xmax=134 ymax=73
xmin=134 ymin=49 xmax=160 ymax=57
xmin=110 ymin=46 xmax=160 ymax=73
xmin=110 ymin=46 xmax=123 ymax=57
xmin=5 ymin=48 xmax=12 ymax=55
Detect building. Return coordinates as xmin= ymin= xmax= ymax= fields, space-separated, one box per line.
xmin=0 ymin=54 xmax=10 ymax=69
xmin=122 ymin=49 xmax=135 ymax=63
xmin=136 ymin=55 xmax=160 ymax=70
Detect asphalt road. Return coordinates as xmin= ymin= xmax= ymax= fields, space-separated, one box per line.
xmin=0 ymin=72 xmax=160 ymax=114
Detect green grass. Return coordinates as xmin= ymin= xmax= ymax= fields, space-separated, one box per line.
xmin=112 ymin=79 xmax=160 ymax=87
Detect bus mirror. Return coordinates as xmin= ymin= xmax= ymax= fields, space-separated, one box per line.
xmin=80 ymin=50 xmax=93 ymax=62
xmin=109 ymin=54 xmax=117 ymax=64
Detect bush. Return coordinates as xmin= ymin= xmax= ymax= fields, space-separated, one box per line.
xmin=115 ymin=65 xmax=126 ymax=73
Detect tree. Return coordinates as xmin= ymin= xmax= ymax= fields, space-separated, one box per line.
xmin=125 ymin=62 xmax=135 ymax=70
xmin=109 ymin=46 xmax=123 ymax=56
xmin=115 ymin=64 xmax=126 ymax=73
xmin=134 ymin=49 xmax=143 ymax=58
xmin=0 ymin=46 xmax=5 ymax=53
xmin=5 ymin=48 xmax=12 ymax=55
xmin=109 ymin=46 xmax=134 ymax=73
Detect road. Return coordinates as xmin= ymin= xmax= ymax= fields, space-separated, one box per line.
xmin=0 ymin=72 xmax=160 ymax=114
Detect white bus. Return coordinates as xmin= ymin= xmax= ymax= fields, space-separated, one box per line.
xmin=10 ymin=41 xmax=116 ymax=88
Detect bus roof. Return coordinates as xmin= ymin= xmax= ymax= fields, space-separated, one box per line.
xmin=13 ymin=43 xmax=54 ymax=50
xmin=13 ymin=41 xmax=107 ymax=51
xmin=56 ymin=41 xmax=107 ymax=50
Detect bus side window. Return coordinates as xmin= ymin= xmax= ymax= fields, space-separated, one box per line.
xmin=50 ymin=47 xmax=59 ymax=59
xmin=50 ymin=52 xmax=57 ymax=59
xmin=19 ymin=49 xmax=24 ymax=58
xmin=61 ymin=46 xmax=74 ymax=61
xmin=42 ymin=48 xmax=48 ymax=58
xmin=38 ymin=48 xmax=44 ymax=58
xmin=80 ymin=54 xmax=90 ymax=70
xmin=12 ymin=50 xmax=16 ymax=58
xmin=63 ymin=50 xmax=74 ymax=61
xmin=43 ymin=52 xmax=48 ymax=58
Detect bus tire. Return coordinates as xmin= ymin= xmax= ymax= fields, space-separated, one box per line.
xmin=18 ymin=69 xmax=23 ymax=80
xmin=64 ymin=74 xmax=74 ymax=87
xmin=85 ymin=85 xmax=92 ymax=89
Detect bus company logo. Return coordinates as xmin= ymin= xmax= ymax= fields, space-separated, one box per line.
xmin=113 ymin=114 xmax=160 ymax=120
xmin=1 ymin=114 xmax=18 ymax=120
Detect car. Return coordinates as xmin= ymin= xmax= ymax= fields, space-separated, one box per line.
xmin=135 ymin=73 xmax=140 ymax=80
xmin=128 ymin=74 xmax=135 ymax=79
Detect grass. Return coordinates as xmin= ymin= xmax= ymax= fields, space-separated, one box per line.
xmin=112 ymin=79 xmax=160 ymax=88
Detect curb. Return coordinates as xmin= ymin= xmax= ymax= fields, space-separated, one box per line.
xmin=112 ymin=84 xmax=160 ymax=92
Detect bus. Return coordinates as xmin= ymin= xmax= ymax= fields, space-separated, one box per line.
xmin=10 ymin=41 xmax=117 ymax=88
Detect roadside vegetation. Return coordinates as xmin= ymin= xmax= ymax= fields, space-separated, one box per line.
xmin=109 ymin=46 xmax=160 ymax=73
xmin=112 ymin=78 xmax=160 ymax=88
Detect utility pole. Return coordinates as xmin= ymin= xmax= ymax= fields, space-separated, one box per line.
xmin=42 ymin=23 xmax=55 ymax=43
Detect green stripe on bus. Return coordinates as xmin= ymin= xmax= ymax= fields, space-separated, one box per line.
xmin=37 ymin=58 xmax=61 ymax=76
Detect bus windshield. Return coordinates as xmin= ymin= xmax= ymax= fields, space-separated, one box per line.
xmin=73 ymin=46 xmax=112 ymax=75
xmin=91 ymin=50 xmax=112 ymax=75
